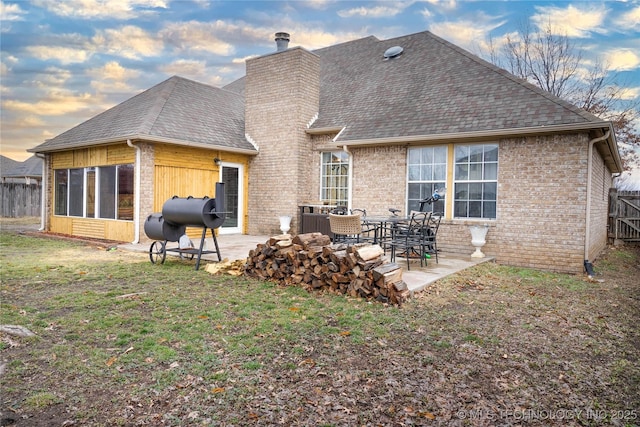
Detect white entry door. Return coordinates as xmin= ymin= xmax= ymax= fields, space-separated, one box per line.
xmin=219 ymin=162 xmax=243 ymax=234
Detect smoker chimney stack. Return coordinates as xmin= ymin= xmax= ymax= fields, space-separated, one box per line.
xmin=275 ymin=32 xmax=290 ymax=51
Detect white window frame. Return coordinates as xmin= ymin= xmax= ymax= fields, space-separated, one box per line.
xmin=320 ymin=151 xmax=351 ymax=208
xmin=453 ymin=143 xmax=498 ymax=219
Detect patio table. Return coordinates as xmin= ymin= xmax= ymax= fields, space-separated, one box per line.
xmin=362 ymin=215 xmax=411 ymax=245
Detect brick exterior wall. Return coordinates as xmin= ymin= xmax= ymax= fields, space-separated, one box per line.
xmin=245 ymin=47 xmax=320 ymax=235
xmin=588 ymin=143 xmax=613 ymax=261
xmin=314 ymin=133 xmax=609 ymax=274
xmin=350 ymin=145 xmax=407 ymax=215
xmin=493 ymin=134 xmax=588 ymax=273
xmin=137 ymin=143 xmax=155 ymax=243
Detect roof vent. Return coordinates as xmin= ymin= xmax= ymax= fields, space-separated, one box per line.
xmin=275 ymin=32 xmax=290 ymax=52
xmin=383 ymin=45 xmax=403 ymax=60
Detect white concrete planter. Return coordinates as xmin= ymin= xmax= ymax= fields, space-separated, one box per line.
xmin=279 ymin=215 xmax=292 ymax=235
xmin=470 ymin=224 xmax=489 ymax=258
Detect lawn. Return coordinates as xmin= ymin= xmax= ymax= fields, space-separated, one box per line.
xmin=0 ymin=225 xmax=638 ymax=426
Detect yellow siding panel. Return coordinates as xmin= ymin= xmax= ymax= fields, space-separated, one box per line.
xmin=88 ymin=147 xmax=107 ymax=165
xmin=107 ymin=145 xmax=135 ymax=164
xmin=52 ymin=152 xmax=74 ymax=169
xmin=73 ymin=149 xmax=89 ymax=167
xmin=50 ymin=216 xmax=73 ymax=235
xmin=50 ymin=216 xmax=132 ymax=241
xmin=154 ymin=165 xmax=217 ymax=212
xmin=105 ymin=220 xmax=134 ymax=241
xmin=52 ymin=145 xmax=133 ymax=169
xmin=155 ymin=145 xmax=216 ymax=169
xmin=72 ymin=219 xmax=106 ymax=239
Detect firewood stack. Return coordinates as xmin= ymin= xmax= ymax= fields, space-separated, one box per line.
xmin=244 ymin=232 xmax=411 ymax=305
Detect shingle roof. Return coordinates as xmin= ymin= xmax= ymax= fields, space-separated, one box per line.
xmin=3 ymin=155 xmax=42 ymax=178
xmin=309 ymin=31 xmax=603 ymax=141
xmin=33 ymin=31 xmax=610 ymax=156
xmin=1 ymin=155 xmax=20 ymax=177
xmin=30 ymin=76 xmax=254 ymax=153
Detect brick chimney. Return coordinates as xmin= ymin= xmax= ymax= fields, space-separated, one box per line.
xmin=245 ymin=33 xmax=320 ymax=235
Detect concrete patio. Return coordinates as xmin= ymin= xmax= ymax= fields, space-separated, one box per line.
xmin=119 ymin=234 xmax=494 ymax=294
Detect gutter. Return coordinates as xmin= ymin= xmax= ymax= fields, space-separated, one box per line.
xmin=342 ymin=144 xmax=352 ymax=209
xmin=584 ymin=129 xmax=611 ymax=277
xmin=330 ymin=121 xmax=615 ymax=147
xmin=35 ymin=153 xmax=46 ymax=231
xmin=127 ymin=139 xmax=141 ymax=244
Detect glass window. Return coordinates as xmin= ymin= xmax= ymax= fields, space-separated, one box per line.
xmin=99 ymin=166 xmax=116 ymax=219
xmin=86 ymin=168 xmax=96 ymax=218
xmin=117 ymin=164 xmax=134 ymax=221
xmin=407 ymin=146 xmax=447 ymax=215
xmin=54 ymin=170 xmax=68 ymax=216
xmin=454 ymin=144 xmax=498 ymax=219
xmin=321 ymin=151 xmax=349 ymax=207
xmin=68 ymin=168 xmax=84 ymax=217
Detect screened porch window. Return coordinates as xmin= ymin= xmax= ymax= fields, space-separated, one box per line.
xmin=320 ymin=151 xmax=349 ymax=207
xmin=54 ymin=164 xmax=134 ymax=220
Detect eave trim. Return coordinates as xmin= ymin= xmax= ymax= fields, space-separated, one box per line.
xmin=28 ymin=134 xmax=259 ymax=156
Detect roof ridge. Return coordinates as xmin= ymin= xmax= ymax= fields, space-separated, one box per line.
xmin=423 ymin=31 xmax=603 ymax=124
xmin=138 ymin=76 xmax=180 ymax=134
xmin=312 ymin=35 xmax=379 ymax=53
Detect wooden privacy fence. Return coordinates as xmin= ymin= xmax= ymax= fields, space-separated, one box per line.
xmin=0 ymin=183 xmax=41 ymax=217
xmin=609 ymin=189 xmax=640 ymax=242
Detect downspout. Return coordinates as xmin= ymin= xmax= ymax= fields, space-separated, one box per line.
xmin=342 ymin=145 xmax=352 ymax=210
xmin=127 ymin=139 xmax=141 ymax=244
xmin=35 ymin=153 xmax=46 ymax=231
xmin=584 ymin=130 xmax=611 ymax=277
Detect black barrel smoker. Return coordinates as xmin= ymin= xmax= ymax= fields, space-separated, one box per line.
xmin=143 ymin=182 xmax=226 ymax=270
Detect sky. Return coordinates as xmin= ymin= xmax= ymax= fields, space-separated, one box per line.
xmin=1 ymin=0 xmax=639 ymax=162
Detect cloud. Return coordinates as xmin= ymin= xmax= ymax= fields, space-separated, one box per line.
xmin=32 ymin=0 xmax=168 ymax=20
xmin=32 ymin=67 xmax=74 ymax=87
xmin=92 ymin=25 xmax=164 ymax=59
xmin=531 ymin=4 xmax=607 ymax=37
xmin=87 ymin=61 xmax=140 ymax=81
xmin=604 ymin=49 xmax=640 ymax=72
xmin=305 ymin=0 xmax=334 ymax=10
xmin=614 ymin=6 xmax=640 ymax=31
xmin=0 ymin=0 xmax=26 ymax=21
xmin=87 ymin=61 xmax=140 ymax=93
xmin=159 ymin=59 xmax=207 ymax=77
xmin=161 ymin=21 xmax=236 ymax=55
xmin=422 ymin=0 xmax=457 ymax=10
xmin=617 ymin=86 xmax=640 ymax=101
xmin=429 ymin=18 xmax=507 ymax=53
xmin=25 ymin=45 xmax=91 ymax=64
xmin=338 ymin=4 xmax=407 ymax=18
xmin=3 ymin=90 xmax=96 ymax=116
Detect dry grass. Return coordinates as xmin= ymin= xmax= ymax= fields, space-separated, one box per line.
xmin=1 ymin=225 xmax=638 ymax=426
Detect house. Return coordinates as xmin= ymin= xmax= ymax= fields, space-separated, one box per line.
xmin=29 ymin=30 xmax=622 ymax=274
xmin=1 ymin=155 xmax=43 ymax=185
xmin=1 ymin=155 xmax=42 ymax=217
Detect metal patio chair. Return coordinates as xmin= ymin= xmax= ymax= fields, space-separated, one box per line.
xmin=389 ymin=211 xmax=431 ymax=270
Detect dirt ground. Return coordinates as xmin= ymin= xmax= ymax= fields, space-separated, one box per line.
xmin=1 ymin=218 xmax=639 ymax=426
